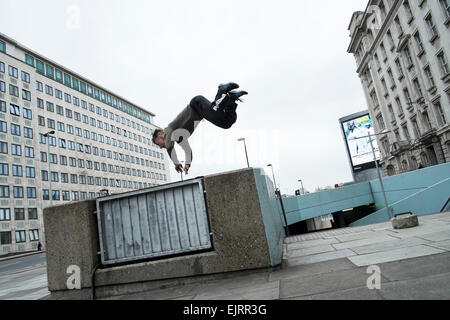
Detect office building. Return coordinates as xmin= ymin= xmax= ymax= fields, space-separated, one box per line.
xmin=0 ymin=33 xmax=170 ymax=254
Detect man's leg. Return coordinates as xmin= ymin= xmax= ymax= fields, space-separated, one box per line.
xmin=190 ymin=96 xmax=237 ymax=129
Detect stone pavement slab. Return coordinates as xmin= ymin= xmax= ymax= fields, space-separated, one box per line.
xmin=286 ymin=249 xmax=356 ymax=267
xmin=350 ymin=237 xmax=431 ymax=255
xmin=331 ymin=234 xmax=398 ymax=250
xmin=427 ymin=239 xmax=450 ymax=251
xmin=347 ymin=245 xmax=445 ymax=267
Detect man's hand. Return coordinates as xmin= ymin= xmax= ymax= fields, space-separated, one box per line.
xmin=184 ymin=164 xmax=191 ymax=175
xmin=175 ymin=164 xmax=183 ymax=173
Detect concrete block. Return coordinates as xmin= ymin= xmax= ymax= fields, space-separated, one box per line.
xmin=43 ymin=200 xmax=99 ymax=291
xmin=391 ymin=214 xmax=419 ymax=229
xmin=43 ymin=168 xmax=285 ymax=299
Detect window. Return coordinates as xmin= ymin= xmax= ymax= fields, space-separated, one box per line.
xmin=62 ymin=191 xmax=70 ymax=201
xmin=51 ymin=172 xmax=59 ymax=182
xmin=15 ymin=231 xmax=26 ymax=243
xmin=21 ymin=71 xmax=30 ymax=83
xmin=37 ymin=98 xmax=44 ymax=109
xmin=425 ymin=14 xmax=439 ymax=40
xmin=370 ymin=90 xmax=379 ymax=107
xmin=42 ymin=189 xmax=49 ymax=200
xmin=23 ymin=108 xmax=32 ymax=120
xmin=70 ymin=174 xmax=78 ymax=184
xmin=13 ymin=186 xmax=24 ymax=198
xmin=60 ymin=155 xmax=67 ymax=166
xmin=47 ymin=118 xmax=55 ymax=129
xmin=440 ymin=0 xmax=450 ymax=18
xmin=15 ymin=208 xmax=25 ymax=220
xmin=0 ymin=81 xmax=5 ymax=93
xmin=72 ymin=191 xmax=79 ymax=201
xmin=51 ymin=190 xmax=60 ymax=201
xmin=29 ymin=230 xmax=39 ymax=241
xmin=0 ymin=62 xmax=4 ymax=73
xmin=413 ymin=78 xmax=424 ymax=98
xmin=0 ymin=186 xmax=9 ymax=198
xmin=59 ymin=138 xmax=66 ymax=149
xmin=412 ymin=118 xmax=421 ymax=137
xmin=24 ymin=127 xmax=33 ymax=139
xmin=434 ymin=100 xmax=447 ymax=126
xmin=28 ymin=208 xmax=38 ymax=220
xmin=45 ymin=85 xmax=53 ymax=96
xmin=10 ymin=104 xmax=20 ymax=116
xmin=55 ymin=69 xmax=63 ymax=83
xmin=11 ymin=124 xmax=20 ymax=136
xmin=394 ymin=16 xmax=403 ymax=37
xmin=403 ymin=1 xmax=413 ymax=22
xmin=404 ymin=88 xmax=412 ymax=106
xmin=46 ymin=64 xmax=54 ymax=79
xmin=64 ymin=93 xmax=72 ymax=103
xmin=0 ymin=163 xmax=8 ymax=176
xmin=395 ymin=58 xmax=404 ymax=78
xmin=66 ymin=108 xmax=72 ymax=119
xmin=424 ymin=66 xmax=435 ymax=88
xmin=64 ymin=73 xmax=71 ymax=87
xmin=36 ymin=81 xmax=43 ymax=92
xmin=11 ymin=144 xmax=21 ymax=156
xmin=26 ymin=166 xmax=35 ymax=178
xmin=0 ymin=231 xmax=11 ymax=244
xmin=47 ymin=102 xmax=54 ymax=112
xmin=413 ymin=32 xmax=424 ymax=54
xmin=61 ymin=173 xmax=69 ymax=183
xmin=25 ymin=146 xmax=34 ymax=158
xmin=9 ymin=84 xmax=19 ymax=97
xmin=437 ymin=51 xmax=450 ymax=75
xmin=422 ymin=111 xmax=432 ymax=131
xmin=0 ymin=142 xmax=7 ymax=154
xmin=55 ymin=89 xmax=63 ymax=100
xmin=404 ymin=46 xmax=414 ymax=67
xmin=0 ymin=40 xmax=5 ymax=53
xmin=12 ymin=165 xmax=22 ymax=177
xmin=36 ymin=60 xmax=44 ymax=74
xmin=8 ymin=65 xmax=18 ymax=78
xmin=40 ymin=152 xmax=47 ymax=163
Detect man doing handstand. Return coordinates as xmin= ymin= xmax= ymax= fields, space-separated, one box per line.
xmin=152 ymin=83 xmax=248 ymax=175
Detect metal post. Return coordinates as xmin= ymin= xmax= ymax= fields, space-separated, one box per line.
xmin=368 ymin=132 xmax=392 ymax=219
xmin=238 ymin=138 xmax=250 ymax=168
xmin=299 ymin=179 xmax=304 ymax=195
xmin=243 ymin=140 xmax=250 ymax=168
xmin=276 ymin=189 xmax=290 ymax=237
xmin=267 ymin=164 xmax=277 ymax=190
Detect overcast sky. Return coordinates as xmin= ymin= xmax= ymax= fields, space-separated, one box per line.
xmin=1 ymin=0 xmax=369 ymax=195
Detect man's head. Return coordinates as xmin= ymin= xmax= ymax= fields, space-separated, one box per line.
xmin=152 ymin=129 xmax=166 ymax=148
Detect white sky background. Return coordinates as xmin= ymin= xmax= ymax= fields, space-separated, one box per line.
xmin=1 ymin=0 xmax=369 ymax=195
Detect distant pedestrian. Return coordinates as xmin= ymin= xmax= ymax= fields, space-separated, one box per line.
xmin=37 ymin=242 xmax=42 ymax=251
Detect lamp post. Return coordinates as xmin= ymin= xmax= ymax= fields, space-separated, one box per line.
xmin=298 ymin=179 xmax=304 ymax=195
xmin=350 ymin=130 xmax=393 ymax=219
xmin=237 ymin=138 xmax=250 ymax=168
xmin=180 ymin=161 xmax=184 ymax=181
xmin=43 ymin=130 xmax=55 ymax=206
xmin=267 ymin=164 xmax=277 ymax=191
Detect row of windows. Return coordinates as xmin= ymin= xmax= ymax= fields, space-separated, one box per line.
xmin=0 ymin=142 xmax=35 ymax=158
xmin=0 ymin=186 xmax=37 ymax=199
xmin=21 ymin=51 xmax=152 ymax=123
xmin=0 ymin=208 xmax=38 ymax=221
xmin=3 ymin=99 xmax=162 ymax=158
xmin=35 ymin=98 xmax=156 ymax=146
xmin=0 ymin=230 xmax=39 ymax=245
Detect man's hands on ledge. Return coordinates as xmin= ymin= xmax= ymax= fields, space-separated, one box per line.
xmin=175 ymin=164 xmax=191 ymax=175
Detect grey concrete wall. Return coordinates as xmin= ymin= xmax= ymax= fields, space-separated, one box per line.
xmin=43 ymin=168 xmax=285 ymax=299
xmin=43 ymin=200 xmax=99 ymax=291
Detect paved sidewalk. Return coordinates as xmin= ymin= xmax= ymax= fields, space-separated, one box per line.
xmin=101 ymin=212 xmax=450 ymax=300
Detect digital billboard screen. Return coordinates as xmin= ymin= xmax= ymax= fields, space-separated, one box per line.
xmin=341 ymin=113 xmax=381 ymax=171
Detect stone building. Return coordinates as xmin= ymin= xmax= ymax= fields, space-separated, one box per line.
xmin=348 ymin=0 xmax=450 ymax=176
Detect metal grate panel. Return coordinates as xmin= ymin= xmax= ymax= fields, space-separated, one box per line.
xmin=96 ymin=179 xmax=212 ymax=265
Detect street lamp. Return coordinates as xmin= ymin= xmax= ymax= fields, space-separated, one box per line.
xmin=43 ymin=130 xmax=55 ymax=206
xmin=350 ymin=130 xmax=393 ymax=219
xmin=237 ymin=138 xmax=250 ymax=168
xmin=298 ymin=179 xmax=304 ymax=195
xmin=267 ymin=164 xmax=277 ymax=191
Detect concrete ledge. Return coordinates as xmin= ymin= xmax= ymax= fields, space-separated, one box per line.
xmin=391 ymin=214 xmax=419 ymax=230
xmin=43 ymin=168 xmax=285 ymax=299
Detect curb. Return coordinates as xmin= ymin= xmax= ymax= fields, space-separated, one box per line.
xmin=0 ymin=251 xmax=46 ymax=262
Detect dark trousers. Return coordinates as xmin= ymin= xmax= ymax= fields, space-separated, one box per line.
xmin=189 ymin=96 xmax=237 ymax=129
